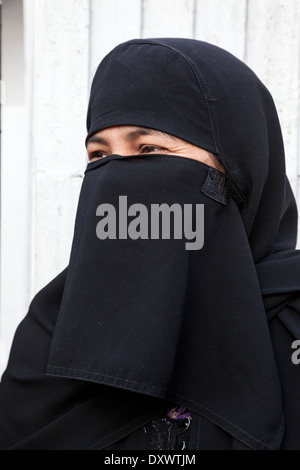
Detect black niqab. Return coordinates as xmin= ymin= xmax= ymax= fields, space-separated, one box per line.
xmin=1 ymin=38 xmax=300 ymax=450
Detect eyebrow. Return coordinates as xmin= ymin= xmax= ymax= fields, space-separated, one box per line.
xmin=86 ymin=127 xmax=174 ymax=146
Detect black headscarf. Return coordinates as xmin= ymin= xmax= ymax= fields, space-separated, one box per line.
xmin=1 ymin=38 xmax=300 ymax=450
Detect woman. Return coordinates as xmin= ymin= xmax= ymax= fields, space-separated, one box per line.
xmin=0 ymin=37 xmax=299 ymax=450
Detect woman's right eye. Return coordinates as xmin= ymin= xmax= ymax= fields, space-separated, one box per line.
xmin=88 ymin=151 xmax=109 ymax=162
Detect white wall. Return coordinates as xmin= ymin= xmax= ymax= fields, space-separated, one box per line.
xmin=0 ymin=0 xmax=29 ymax=374
xmin=1 ymin=0 xmax=300 ymax=375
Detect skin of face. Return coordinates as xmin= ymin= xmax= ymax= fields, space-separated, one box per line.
xmin=86 ymin=125 xmax=225 ymax=173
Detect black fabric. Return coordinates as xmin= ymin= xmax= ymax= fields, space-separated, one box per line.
xmin=0 ymin=270 xmax=171 ymax=450
xmin=104 ymin=412 xmax=250 ymax=451
xmin=1 ymin=38 xmax=300 ymax=450
xmin=47 ymin=155 xmax=284 ymax=451
xmin=104 ymin=414 xmax=193 ymax=451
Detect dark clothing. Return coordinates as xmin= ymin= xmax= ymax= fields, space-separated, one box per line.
xmin=104 ymin=415 xmax=193 ymax=451
xmin=0 ymin=270 xmax=171 ymax=450
xmin=0 ymin=267 xmax=299 ymax=450
xmin=104 ymin=413 xmax=251 ymax=451
xmin=1 ymin=38 xmax=300 ymax=450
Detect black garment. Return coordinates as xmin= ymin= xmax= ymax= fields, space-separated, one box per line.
xmin=47 ymin=156 xmax=284 ymax=450
xmin=1 ymin=38 xmax=300 ymax=450
xmin=104 ymin=414 xmax=193 ymax=451
xmin=104 ymin=413 xmax=251 ymax=451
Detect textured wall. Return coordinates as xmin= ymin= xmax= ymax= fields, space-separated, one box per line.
xmin=1 ymin=0 xmax=300 ymax=374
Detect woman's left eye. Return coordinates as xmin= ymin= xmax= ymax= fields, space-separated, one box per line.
xmin=140 ymin=145 xmax=167 ymax=154
xmin=88 ymin=151 xmax=108 ymax=162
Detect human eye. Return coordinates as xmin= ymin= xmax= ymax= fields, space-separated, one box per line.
xmin=139 ymin=145 xmax=167 ymax=154
xmin=88 ymin=151 xmax=109 ymax=162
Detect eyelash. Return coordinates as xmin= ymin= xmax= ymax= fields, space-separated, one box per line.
xmin=88 ymin=151 xmax=108 ymax=161
xmin=140 ymin=145 xmax=165 ymax=154
xmin=88 ymin=145 xmax=166 ymax=162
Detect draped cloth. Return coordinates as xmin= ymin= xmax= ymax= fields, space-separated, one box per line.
xmin=1 ymin=38 xmax=300 ymax=450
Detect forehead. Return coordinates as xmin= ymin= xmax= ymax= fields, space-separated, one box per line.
xmin=86 ymin=126 xmax=176 ymax=145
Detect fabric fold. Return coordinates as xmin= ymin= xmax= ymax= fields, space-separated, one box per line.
xmin=47 ymin=155 xmax=285 ymax=450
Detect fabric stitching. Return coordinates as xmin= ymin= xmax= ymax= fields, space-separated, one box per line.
xmin=47 ymin=364 xmax=284 ymax=450
xmin=166 ymin=392 xmax=285 ymax=451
